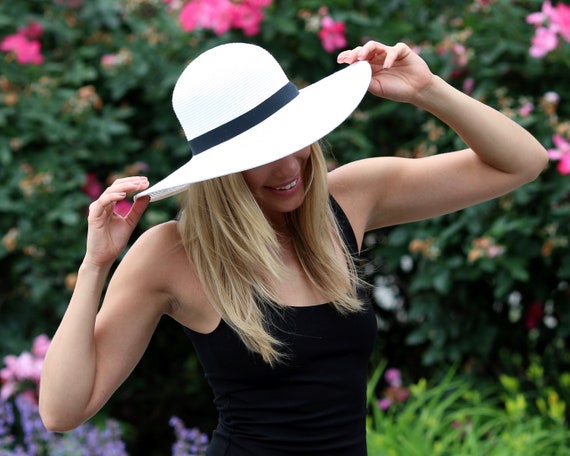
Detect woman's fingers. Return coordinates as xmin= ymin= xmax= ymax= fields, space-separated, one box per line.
xmin=337 ymin=41 xmax=411 ymax=68
xmin=88 ymin=177 xmax=148 ymax=220
xmin=124 ymin=195 xmax=150 ymax=227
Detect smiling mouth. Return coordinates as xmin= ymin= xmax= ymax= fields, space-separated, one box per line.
xmin=273 ymin=178 xmax=299 ymax=191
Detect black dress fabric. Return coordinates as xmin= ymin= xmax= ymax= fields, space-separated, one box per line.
xmin=183 ymin=197 xmax=377 ymax=455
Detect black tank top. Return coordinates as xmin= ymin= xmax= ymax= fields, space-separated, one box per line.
xmin=183 ymin=197 xmax=377 ymax=455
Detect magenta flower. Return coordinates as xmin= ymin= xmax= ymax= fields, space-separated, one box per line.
xmin=179 ymin=0 xmax=234 ymax=35
xmin=548 ymin=134 xmax=570 ymax=175
xmin=0 ymin=33 xmax=44 ymax=65
xmin=81 ymin=172 xmax=133 ymax=215
xmin=318 ymin=16 xmax=347 ymax=53
xmin=525 ymin=301 xmax=544 ymax=330
xmin=178 ymin=0 xmax=271 ymax=36
xmin=232 ymin=2 xmax=265 ymax=36
xmin=385 ymin=368 xmax=403 ymax=388
xmin=20 ymin=21 xmax=44 ymax=40
xmin=377 ymin=397 xmax=392 ymax=411
xmin=82 ymin=172 xmax=103 ymax=200
xmin=114 ymin=199 xmax=133 ymax=217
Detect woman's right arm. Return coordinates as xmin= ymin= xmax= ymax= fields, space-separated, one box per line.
xmin=38 ymin=177 xmax=162 ymax=431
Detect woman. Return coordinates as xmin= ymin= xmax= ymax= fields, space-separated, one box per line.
xmin=39 ymin=40 xmax=547 ymax=455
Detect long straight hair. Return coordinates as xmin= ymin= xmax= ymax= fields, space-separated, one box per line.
xmin=178 ymin=142 xmax=362 ymax=365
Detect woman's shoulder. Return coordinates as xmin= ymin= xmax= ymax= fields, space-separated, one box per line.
xmin=136 ymin=219 xmax=181 ymax=246
xmin=115 ymin=220 xmax=192 ymax=299
xmin=126 ymin=220 xmax=211 ymax=323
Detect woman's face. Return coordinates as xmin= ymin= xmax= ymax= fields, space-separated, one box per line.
xmin=241 ymin=146 xmax=311 ymax=223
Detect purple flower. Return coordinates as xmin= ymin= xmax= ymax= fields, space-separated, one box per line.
xmin=385 ymin=368 xmax=403 ymax=388
xmin=0 ymin=393 xmax=128 ymax=455
xmin=378 ymin=397 xmax=392 ymax=411
xmin=170 ymin=416 xmax=209 ymax=456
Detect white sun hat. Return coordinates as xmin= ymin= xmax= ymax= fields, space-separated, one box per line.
xmin=136 ymin=42 xmax=371 ymax=202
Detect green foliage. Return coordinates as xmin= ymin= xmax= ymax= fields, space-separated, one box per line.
xmin=366 ymin=362 xmax=570 ymax=455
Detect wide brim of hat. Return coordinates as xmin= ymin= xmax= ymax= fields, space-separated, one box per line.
xmin=136 ymin=60 xmax=371 ymax=202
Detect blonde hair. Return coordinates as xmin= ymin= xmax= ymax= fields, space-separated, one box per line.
xmin=178 ymin=143 xmax=362 ymax=365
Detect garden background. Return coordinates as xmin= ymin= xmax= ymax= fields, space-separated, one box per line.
xmin=2 ymin=0 xmax=570 ymax=454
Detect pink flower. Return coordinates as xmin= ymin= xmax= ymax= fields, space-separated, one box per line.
xmin=527 ymin=1 xmax=570 ymax=57
xmin=544 ymin=91 xmax=561 ymax=104
xmin=0 ymin=33 xmax=44 ymax=65
xmin=318 ymin=16 xmax=347 ymax=53
xmin=554 ymin=2 xmax=570 ymax=42
xmin=519 ymin=102 xmax=534 ymax=117
xmin=31 ymin=334 xmax=51 ymax=359
xmin=114 ymin=199 xmax=132 ymax=217
xmin=20 ymin=21 xmax=44 ymax=40
xmin=529 ymin=26 xmax=559 ymax=57
xmin=462 ymin=77 xmax=475 ymax=96
xmin=452 ymin=43 xmax=469 ymax=67
xmin=179 ymin=0 xmax=234 ymax=35
xmin=548 ymin=134 xmax=570 ymax=174
xmin=0 ymin=334 xmax=51 ymax=403
xmin=82 ymin=172 xmax=103 ymax=200
xmin=378 ymin=397 xmax=392 ymax=411
xmin=232 ymin=3 xmax=265 ymax=36
xmin=178 ymin=0 xmax=271 ymax=36
xmin=526 ymin=1 xmax=555 ymax=26
xmin=101 ymin=53 xmax=119 ymax=67
xmin=385 ymin=368 xmax=403 ymax=387
xmin=0 ymin=352 xmax=43 ymax=401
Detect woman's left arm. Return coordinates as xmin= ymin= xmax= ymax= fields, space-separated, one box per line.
xmin=331 ymin=41 xmax=548 ymax=235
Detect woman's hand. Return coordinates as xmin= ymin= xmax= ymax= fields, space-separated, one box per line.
xmin=337 ymin=40 xmax=434 ymax=105
xmin=85 ymin=176 xmax=149 ymax=267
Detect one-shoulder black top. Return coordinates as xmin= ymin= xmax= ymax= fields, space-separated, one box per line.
xmin=183 ymin=197 xmax=377 ymax=455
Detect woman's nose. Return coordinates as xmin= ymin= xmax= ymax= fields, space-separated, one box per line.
xmin=272 ymin=154 xmax=298 ymax=177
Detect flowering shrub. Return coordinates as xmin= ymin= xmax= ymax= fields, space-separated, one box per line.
xmin=0 ymin=336 xmax=210 ymax=455
xmin=178 ymin=0 xmax=272 ymax=37
xmin=0 ymin=335 xmax=129 ymax=455
xmin=0 ymin=394 xmax=128 ymax=456
xmin=527 ymin=1 xmax=570 ymax=57
xmin=0 ymin=335 xmax=48 ymax=403
xmin=0 ymin=22 xmax=44 ymax=65
xmin=376 ymin=368 xmax=410 ymax=411
xmin=169 ymin=416 xmax=209 ymax=456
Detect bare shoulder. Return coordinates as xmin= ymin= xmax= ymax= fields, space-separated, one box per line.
xmin=121 ymin=220 xmax=186 ymax=279
xmin=328 ymin=157 xmax=397 ymax=243
xmin=107 ymin=221 xmax=195 ymax=314
xmin=118 ymin=220 xmax=214 ymax=331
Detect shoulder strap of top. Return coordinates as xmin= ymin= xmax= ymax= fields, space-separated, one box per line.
xmin=329 ymin=195 xmax=359 ymax=256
